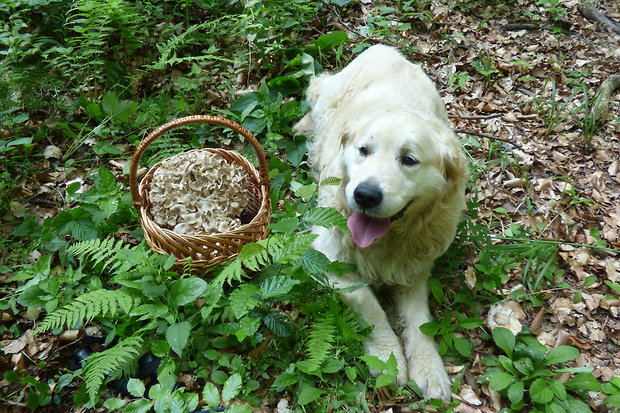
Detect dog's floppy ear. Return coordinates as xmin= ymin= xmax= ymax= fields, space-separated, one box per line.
xmin=441 ymin=134 xmax=468 ymax=195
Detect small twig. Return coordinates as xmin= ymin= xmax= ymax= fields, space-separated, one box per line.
xmin=454 ymin=128 xmax=523 ymax=149
xmin=579 ymin=4 xmax=620 ymax=35
xmin=502 ymin=22 xmax=572 ymax=35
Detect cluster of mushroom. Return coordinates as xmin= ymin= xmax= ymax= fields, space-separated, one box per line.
xmin=148 ymin=151 xmax=250 ymax=235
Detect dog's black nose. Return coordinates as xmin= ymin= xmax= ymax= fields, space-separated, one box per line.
xmin=354 ymin=183 xmax=383 ymax=209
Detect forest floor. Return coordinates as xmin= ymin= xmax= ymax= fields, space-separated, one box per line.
xmin=1 ymin=0 xmax=619 ymax=412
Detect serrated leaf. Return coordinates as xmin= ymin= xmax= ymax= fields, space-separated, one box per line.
xmin=320 ymin=176 xmax=341 ymax=186
xmin=304 ymin=207 xmax=348 ymax=232
xmin=222 ymin=373 xmax=242 ymax=402
xmin=268 ymin=217 xmax=300 ymax=234
xmin=260 ymin=276 xmax=300 ymax=299
xmin=296 ymin=248 xmax=331 ymax=274
xmin=127 ymin=378 xmax=145 ymax=398
xmin=545 ymin=345 xmax=580 ymax=366
xmin=492 ymin=327 xmax=515 ymax=358
xmin=202 ymin=382 xmax=220 ymax=408
xmin=229 ymin=284 xmax=260 ymax=318
xmin=166 ymin=321 xmax=191 ymax=356
xmin=297 ymin=386 xmax=322 ymax=405
xmin=262 ymin=312 xmax=293 ymax=337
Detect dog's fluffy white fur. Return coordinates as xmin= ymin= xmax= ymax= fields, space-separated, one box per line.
xmin=294 ymin=45 xmax=468 ymax=401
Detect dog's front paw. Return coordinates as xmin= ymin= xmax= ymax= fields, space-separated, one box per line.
xmin=364 ymin=333 xmax=408 ymax=385
xmin=408 ymin=353 xmax=452 ymax=401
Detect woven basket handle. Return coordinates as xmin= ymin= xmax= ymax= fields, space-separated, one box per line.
xmin=130 ymin=115 xmax=269 ymax=208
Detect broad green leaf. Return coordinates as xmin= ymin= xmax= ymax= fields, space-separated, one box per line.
xmin=52 ymin=209 xmax=98 ymax=241
xmin=548 ymin=379 xmax=567 ymax=401
xmin=102 ymin=398 xmax=126 ymax=410
xmin=297 ymin=386 xmax=322 ymax=405
xmin=604 ymin=394 xmax=620 ymax=408
xmin=457 ymin=317 xmax=483 ymax=329
xmin=376 ymin=373 xmax=395 ymax=387
xmin=222 ymin=373 xmax=242 ymax=402
xmin=492 ymin=327 xmax=515 ymax=358
xmin=202 ymin=382 xmax=220 ymax=407
xmin=322 ymin=358 xmax=345 ymax=374
xmin=272 ymin=372 xmax=298 ymax=388
xmin=419 ymin=321 xmax=440 ymax=337
xmin=165 ymin=321 xmax=191 ymax=356
xmin=453 ymin=336 xmax=473 ymax=357
xmin=359 ymin=355 xmax=387 ymax=371
xmin=489 ymin=370 xmax=515 ymax=391
xmin=127 ymin=378 xmax=145 ymax=397
xmin=530 ymin=378 xmax=554 ymax=404
xmin=565 ymin=373 xmax=601 ymax=392
xmin=547 ymin=401 xmax=567 ymax=413
xmin=170 ymin=278 xmax=208 ymax=306
xmin=224 ymin=404 xmax=253 ymax=413
xmin=513 ymin=357 xmax=534 ymax=375
xmin=545 ymin=345 xmax=580 ymax=366
xmin=567 ymin=398 xmax=594 ymax=413
xmin=123 ymin=399 xmax=153 ymax=413
xmin=507 ymin=381 xmax=524 ymax=404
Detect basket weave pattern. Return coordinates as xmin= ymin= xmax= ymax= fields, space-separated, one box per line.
xmin=130 ymin=115 xmax=271 ymax=270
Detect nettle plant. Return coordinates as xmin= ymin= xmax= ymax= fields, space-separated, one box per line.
xmin=482 ymin=327 xmax=618 ymax=413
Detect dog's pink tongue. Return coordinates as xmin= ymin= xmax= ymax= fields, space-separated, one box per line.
xmin=347 ymin=212 xmax=391 ymax=248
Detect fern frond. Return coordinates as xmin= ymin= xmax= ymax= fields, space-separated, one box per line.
xmin=303 ymin=315 xmax=336 ymax=373
xmin=34 ymin=289 xmax=136 ymax=334
xmin=83 ymin=335 xmax=143 ymax=404
xmin=69 ymin=238 xmax=133 ymax=274
xmin=213 ymin=235 xmax=287 ymax=285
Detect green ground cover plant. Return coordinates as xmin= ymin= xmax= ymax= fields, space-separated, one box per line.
xmin=1 ymin=0 xmax=619 ymax=412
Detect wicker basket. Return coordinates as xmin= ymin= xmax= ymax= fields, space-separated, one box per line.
xmin=129 ymin=115 xmax=271 ymax=271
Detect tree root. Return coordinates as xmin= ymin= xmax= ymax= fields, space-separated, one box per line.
xmin=578 ymin=4 xmax=620 ymax=35
xmin=590 ymin=73 xmax=620 ymax=126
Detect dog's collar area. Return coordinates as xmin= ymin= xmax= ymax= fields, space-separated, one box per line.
xmin=390 ymin=200 xmax=414 ymax=222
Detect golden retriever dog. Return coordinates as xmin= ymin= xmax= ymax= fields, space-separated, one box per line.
xmin=293 ymin=45 xmax=468 ymax=401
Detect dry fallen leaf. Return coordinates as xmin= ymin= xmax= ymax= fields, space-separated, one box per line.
xmin=486 ymin=301 xmax=526 ymax=334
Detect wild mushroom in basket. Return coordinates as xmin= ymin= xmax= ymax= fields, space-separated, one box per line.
xmin=148 ymin=151 xmax=251 ymax=235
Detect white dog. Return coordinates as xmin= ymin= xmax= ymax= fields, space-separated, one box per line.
xmin=294 ymin=45 xmax=468 ymax=401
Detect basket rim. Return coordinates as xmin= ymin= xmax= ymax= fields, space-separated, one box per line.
xmin=130 ymin=115 xmax=269 ymax=210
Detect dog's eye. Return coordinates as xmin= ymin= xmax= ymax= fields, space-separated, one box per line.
xmin=401 ymin=155 xmax=418 ymax=166
xmin=359 ymin=146 xmax=369 ymax=156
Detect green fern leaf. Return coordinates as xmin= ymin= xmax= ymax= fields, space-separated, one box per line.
xmin=83 ymin=335 xmax=143 ymax=404
xmin=68 ymin=238 xmax=131 ymax=274
xmin=303 ymin=315 xmax=336 ymax=373
xmin=304 ymin=207 xmax=348 ymax=232
xmin=34 ymin=289 xmax=136 ymax=334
